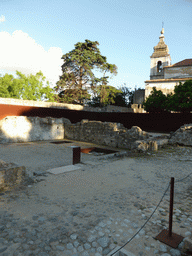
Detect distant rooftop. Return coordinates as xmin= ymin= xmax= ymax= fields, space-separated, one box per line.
xmin=170 ymin=59 xmax=192 ymax=67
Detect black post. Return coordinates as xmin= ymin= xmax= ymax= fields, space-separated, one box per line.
xmin=168 ymin=177 xmax=174 ymax=237
xmin=72 ymin=146 xmax=81 ymax=165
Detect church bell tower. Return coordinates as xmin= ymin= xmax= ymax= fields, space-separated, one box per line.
xmin=150 ymin=28 xmax=171 ymax=80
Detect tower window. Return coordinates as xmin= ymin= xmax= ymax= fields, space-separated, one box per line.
xmin=157 ymin=61 xmax=163 ymax=72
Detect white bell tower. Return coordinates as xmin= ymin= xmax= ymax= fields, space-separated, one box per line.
xmin=150 ymin=27 xmax=171 ymax=80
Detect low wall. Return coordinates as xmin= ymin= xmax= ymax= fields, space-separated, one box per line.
xmin=0 ymin=116 xmax=159 ymax=151
xmin=0 ymin=97 xmax=85 ymax=110
xmin=0 ymin=116 xmax=71 ymax=143
xmin=0 ymin=97 xmax=133 ymax=112
xmin=65 ymin=119 xmax=150 ymax=150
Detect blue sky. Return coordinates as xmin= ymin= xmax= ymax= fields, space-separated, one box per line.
xmin=0 ymin=0 xmax=191 ymax=93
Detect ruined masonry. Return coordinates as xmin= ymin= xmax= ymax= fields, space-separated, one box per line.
xmin=0 ymin=116 xmax=167 ymax=152
xmin=169 ymin=123 xmax=192 ymax=146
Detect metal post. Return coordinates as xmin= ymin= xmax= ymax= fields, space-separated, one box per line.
xmin=155 ymin=176 xmax=184 ymax=248
xmin=168 ymin=177 xmax=174 ymax=237
xmin=72 ymin=146 xmax=81 ymax=165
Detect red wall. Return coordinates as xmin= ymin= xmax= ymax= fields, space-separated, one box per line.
xmin=1 ymin=103 xmax=192 ymax=132
xmin=0 ymin=104 xmax=37 ymax=120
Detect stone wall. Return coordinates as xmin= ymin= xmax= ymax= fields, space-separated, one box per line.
xmin=0 ymin=116 xmax=168 ymax=151
xmin=164 ymin=66 xmax=192 ymax=79
xmin=65 ymin=119 xmax=150 ymax=150
xmin=0 ymin=116 xmax=71 ymax=143
xmin=131 ymin=104 xmax=146 ymax=113
xmin=133 ymin=89 xmax=145 ymax=105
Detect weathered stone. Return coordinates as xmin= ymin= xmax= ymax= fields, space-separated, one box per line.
xmin=180 ymin=237 xmax=192 ymax=256
xmin=0 ymin=160 xmax=32 ymax=192
xmin=169 ymin=124 xmax=192 ymax=146
xmin=65 ymin=120 xmax=151 ymax=150
xmin=0 ymin=116 xmax=71 ymax=143
xmin=132 ymin=141 xmax=149 ymax=152
xmin=148 ymin=141 xmax=158 ymax=151
xmin=0 ymin=115 xmax=168 ymax=152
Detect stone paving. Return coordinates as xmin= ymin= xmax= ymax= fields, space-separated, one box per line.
xmin=0 ymin=142 xmax=192 ymax=256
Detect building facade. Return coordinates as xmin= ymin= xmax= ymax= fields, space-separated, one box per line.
xmin=145 ymin=28 xmax=192 ymax=99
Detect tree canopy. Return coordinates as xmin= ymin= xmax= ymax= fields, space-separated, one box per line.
xmin=169 ymin=80 xmax=192 ymax=113
xmin=143 ymin=80 xmax=192 ymax=113
xmin=116 ymin=85 xmax=134 ymax=107
xmin=89 ymin=85 xmax=122 ymax=107
xmin=0 ymin=71 xmax=56 ymax=102
xmin=143 ymin=87 xmax=168 ymax=113
xmin=55 ymin=39 xmax=117 ymax=104
xmin=88 ymin=84 xmax=135 ymax=107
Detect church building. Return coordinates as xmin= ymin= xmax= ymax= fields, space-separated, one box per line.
xmin=144 ymin=28 xmax=192 ymax=99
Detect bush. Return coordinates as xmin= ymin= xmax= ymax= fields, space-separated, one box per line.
xmin=143 ymin=80 xmax=192 ymax=113
xmin=143 ymin=87 xmax=169 ymax=113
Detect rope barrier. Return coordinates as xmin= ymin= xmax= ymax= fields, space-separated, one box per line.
xmin=110 ymin=182 xmax=170 ymax=255
xmin=109 ymin=171 xmax=192 ymax=256
xmin=175 ymin=172 xmax=192 ymax=183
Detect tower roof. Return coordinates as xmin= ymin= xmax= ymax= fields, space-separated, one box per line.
xmin=151 ymin=28 xmax=170 ymax=58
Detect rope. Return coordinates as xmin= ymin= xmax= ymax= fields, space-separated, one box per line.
xmin=175 ymin=172 xmax=192 ymax=183
xmin=110 ymin=171 xmax=192 ymax=256
xmin=110 ymin=182 xmax=170 ymax=255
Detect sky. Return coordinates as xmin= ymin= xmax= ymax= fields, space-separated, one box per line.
xmin=0 ymin=0 xmax=192 ymax=94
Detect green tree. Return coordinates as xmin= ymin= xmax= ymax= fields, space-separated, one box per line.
xmin=143 ymin=87 xmax=168 ymax=113
xmin=55 ymin=39 xmax=117 ymax=104
xmin=169 ymin=80 xmax=192 ymax=113
xmin=115 ymin=85 xmax=134 ymax=107
xmin=0 ymin=71 xmax=56 ymax=102
xmin=143 ymin=80 xmax=192 ymax=113
xmin=90 ymin=85 xmax=122 ymax=107
xmin=55 ymin=88 xmax=91 ymax=104
xmin=0 ymin=73 xmax=15 ymax=98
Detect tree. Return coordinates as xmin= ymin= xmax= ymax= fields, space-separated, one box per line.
xmin=55 ymin=39 xmax=117 ymax=104
xmin=0 ymin=71 xmax=56 ymax=102
xmin=169 ymin=80 xmax=192 ymax=113
xmin=55 ymin=88 xmax=91 ymax=104
xmin=115 ymin=85 xmax=134 ymax=107
xmin=90 ymin=85 xmax=122 ymax=107
xmin=0 ymin=73 xmax=15 ymax=98
xmin=143 ymin=80 xmax=192 ymax=113
xmin=143 ymin=87 xmax=168 ymax=113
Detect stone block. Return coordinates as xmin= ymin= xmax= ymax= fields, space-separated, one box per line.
xmin=0 ymin=160 xmax=32 ymax=192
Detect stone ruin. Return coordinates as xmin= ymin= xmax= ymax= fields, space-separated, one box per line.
xmin=1 ymin=115 xmax=192 ymax=192
xmin=0 ymin=160 xmax=33 ymax=193
xmin=169 ymin=123 xmax=192 ymax=146
xmin=64 ymin=119 xmax=160 ymax=151
xmin=0 ymin=116 xmax=165 ymax=152
xmin=0 ymin=116 xmax=71 ymax=143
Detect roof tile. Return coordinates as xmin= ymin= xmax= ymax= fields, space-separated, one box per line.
xmin=171 ymin=59 xmax=192 ymax=67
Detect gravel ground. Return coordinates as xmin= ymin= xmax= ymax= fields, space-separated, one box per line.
xmin=0 ymin=139 xmax=124 ymax=177
xmin=0 ymin=141 xmax=192 ymax=256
